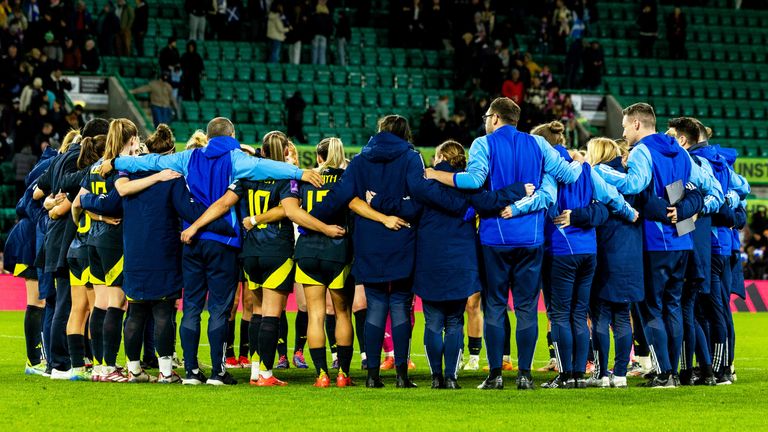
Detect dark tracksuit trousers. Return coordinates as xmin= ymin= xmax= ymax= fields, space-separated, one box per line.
xmin=482 ymin=245 xmax=543 ymax=372
xmin=180 ymin=240 xmax=239 ymax=377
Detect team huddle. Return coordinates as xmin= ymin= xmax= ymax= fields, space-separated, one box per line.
xmin=3 ymin=97 xmax=749 ymax=390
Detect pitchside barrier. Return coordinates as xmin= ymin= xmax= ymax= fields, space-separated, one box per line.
xmin=1 ymin=275 xmax=767 ymax=312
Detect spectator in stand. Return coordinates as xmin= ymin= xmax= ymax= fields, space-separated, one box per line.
xmin=545 ymin=82 xmax=565 ymax=112
xmin=267 ymin=1 xmax=290 ymax=63
xmin=69 ymin=1 xmax=92 ymax=44
xmin=131 ymin=73 xmax=178 ymax=127
xmin=285 ymin=2 xmax=306 ymax=65
xmin=0 ymin=97 xmax=20 ymax=155
xmin=477 ymin=0 xmax=496 ymax=35
xmin=582 ymin=40 xmax=604 ymax=90
xmin=180 ymin=40 xmax=203 ymax=101
xmin=159 ymin=37 xmax=180 ymax=73
xmin=225 ymin=0 xmax=243 ymax=40
xmin=336 ymin=9 xmax=351 ymax=66
xmin=212 ymin=0 xmax=227 ymax=40
xmin=563 ymin=38 xmax=583 ymax=89
xmin=61 ymin=37 xmax=81 ymax=71
xmin=19 ymin=76 xmax=42 ymax=113
xmin=49 ymin=98 xmax=69 ymax=137
xmin=0 ymin=0 xmax=11 ymax=28
xmin=23 ymin=0 xmax=40 ymax=31
xmin=116 ymin=0 xmax=135 ymax=56
xmin=666 ymin=6 xmax=687 ymax=60
xmin=81 ymin=38 xmax=100 ymax=72
xmin=11 ymin=144 xmax=37 ymax=199
xmin=536 ymin=15 xmax=550 ymax=54
xmin=444 ymin=111 xmax=471 ymax=147
xmin=501 ymin=69 xmax=525 ymax=105
xmin=637 ymin=0 xmax=658 ymax=58
xmin=44 ymin=64 xmax=72 ymax=103
xmin=540 ymin=64 xmax=553 ymax=85
xmin=133 ymin=0 xmax=149 ymax=56
xmin=0 ymin=44 xmax=21 ymax=100
xmin=11 ymin=6 xmax=29 ymax=33
xmin=551 ymin=0 xmax=571 ymax=54
xmin=250 ymin=0 xmax=268 ymax=40
xmin=285 ymin=90 xmax=306 ymax=143
xmin=33 ymin=121 xmax=54 ymax=156
xmin=96 ymin=3 xmax=119 ymax=56
xmin=42 ymin=31 xmax=62 ymax=64
xmin=435 ymin=95 xmax=451 ymax=125
xmin=424 ymin=0 xmax=450 ymax=50
xmin=187 ymin=0 xmax=210 ymax=41
xmin=310 ymin=0 xmax=332 ymax=65
xmin=405 ymin=0 xmax=425 ymax=48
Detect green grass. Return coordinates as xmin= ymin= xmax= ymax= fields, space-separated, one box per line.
xmin=0 ymin=312 xmax=767 ymax=431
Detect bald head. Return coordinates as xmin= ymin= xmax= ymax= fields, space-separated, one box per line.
xmin=206 ymin=117 xmax=235 ymax=138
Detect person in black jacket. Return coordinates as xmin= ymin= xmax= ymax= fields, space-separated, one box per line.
xmin=133 ymin=0 xmax=149 ymax=56
xmin=310 ymin=0 xmax=333 ymax=65
xmin=180 ymin=40 xmax=203 ymax=101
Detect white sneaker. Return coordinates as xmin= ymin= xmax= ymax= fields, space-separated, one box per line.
xmin=611 ymin=375 xmax=628 ymax=388
xmin=24 ymin=362 xmax=47 ymax=376
xmin=462 ymin=356 xmax=480 ymax=371
xmin=50 ymin=368 xmax=72 ymax=380
xmin=587 ymin=375 xmax=610 ymax=388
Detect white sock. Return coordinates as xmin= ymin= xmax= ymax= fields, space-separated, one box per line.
xmin=638 ymin=356 xmax=651 ymax=369
xmin=332 ymin=352 xmax=338 ymax=361
xmin=503 ymin=355 xmax=511 ymax=363
xmin=127 ymin=360 xmax=142 ymax=375
xmin=469 ymin=354 xmax=479 ymax=361
xmin=361 ymin=352 xmax=367 ymax=361
xmin=159 ymin=356 xmax=173 ymax=377
xmin=192 ymin=368 xmax=200 ymax=375
xmin=260 ymin=369 xmax=273 ymax=379
xmin=250 ymin=361 xmax=260 ymax=380
xmin=385 ymin=351 xmax=394 ymax=358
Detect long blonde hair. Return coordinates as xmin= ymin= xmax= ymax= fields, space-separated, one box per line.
xmin=261 ymin=131 xmax=289 ymax=162
xmin=104 ymin=118 xmax=138 ymax=160
xmin=586 ymin=137 xmax=624 ymax=166
xmin=316 ymin=137 xmax=346 ymax=171
xmin=60 ymin=129 xmax=81 ymax=153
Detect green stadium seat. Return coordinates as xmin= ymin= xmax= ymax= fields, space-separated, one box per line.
xmin=332 ymin=108 xmax=347 ymax=128
xmin=348 ymin=71 xmax=363 ymax=87
xmin=363 ymin=91 xmax=378 ymax=107
xmin=222 ymin=46 xmax=237 ymax=62
xmin=348 ymin=50 xmax=362 ymax=66
xmin=306 ymin=126 xmax=322 ymax=145
xmin=250 ymin=83 xmax=266 ymax=103
xmin=378 ymin=89 xmax=394 ymax=107
xmin=285 ymin=67 xmax=299 ymax=83
xmin=235 ymin=62 xmax=252 ymax=81
xmin=316 ymin=111 xmax=331 ymax=128
xmin=331 ymin=87 xmax=346 ymax=105
xmin=233 ymin=103 xmax=251 ymax=123
xmin=394 ymin=90 xmax=409 ymax=108
xmin=348 ymin=89 xmax=362 ymax=106
xmin=393 ymin=49 xmax=407 ymax=67
xmin=266 ymin=83 xmax=283 ymax=103
xmin=200 ymin=102 xmax=217 ymax=120
xmin=202 ymin=82 xmax=218 ymax=100
xmin=265 ymin=105 xmax=282 ymax=125
xmin=299 ymin=66 xmax=315 ymax=83
xmin=220 ymin=66 xmax=236 ymax=81
xmin=253 ymin=64 xmax=268 ymax=82
xmin=267 ymin=64 xmax=283 ymax=82
xmin=219 ymin=83 xmax=235 ymax=101
xmin=315 ymin=85 xmax=331 ymax=105
xmin=349 ymin=111 xmax=364 ymax=128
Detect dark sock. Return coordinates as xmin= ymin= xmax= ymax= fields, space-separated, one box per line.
xmin=258 ymin=316 xmax=280 ymax=370
xmin=24 ymin=305 xmax=44 ymax=365
xmin=294 ymin=310 xmax=308 ymax=353
xmin=249 ymin=314 xmax=262 ymax=358
xmin=83 ymin=318 xmax=93 ymax=362
xmin=489 ymin=367 xmax=502 ymax=379
xmin=103 ymin=307 xmax=125 ymax=367
xmin=239 ymin=318 xmax=250 ymax=358
xmin=337 ymin=345 xmax=353 ymax=375
xmin=468 ymin=336 xmax=482 ymax=356
xmin=547 ymin=331 xmax=555 ymax=359
xmin=503 ymin=313 xmax=512 ymax=357
xmin=89 ymin=307 xmax=107 ymax=365
xmin=519 ymin=369 xmax=532 ymax=379
xmin=572 ymin=371 xmax=583 ymax=380
xmin=225 ymin=319 xmax=236 ymax=358
xmin=396 ymin=362 xmax=409 ymax=378
xmin=277 ymin=312 xmax=288 ymax=358
xmin=367 ymin=367 xmax=380 ymax=380
xmin=67 ymin=334 xmax=86 ymax=368
xmin=309 ymin=347 xmax=328 ymax=376
xmin=326 ymin=314 xmax=337 ymax=354
xmin=354 ymin=309 xmax=366 ymax=355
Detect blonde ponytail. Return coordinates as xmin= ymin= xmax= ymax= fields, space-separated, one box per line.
xmin=316 ymin=137 xmax=346 ymax=171
xmin=104 ymin=118 xmax=138 ymax=160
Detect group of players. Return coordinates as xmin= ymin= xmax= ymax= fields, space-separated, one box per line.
xmin=3 ymin=96 xmax=749 ymax=390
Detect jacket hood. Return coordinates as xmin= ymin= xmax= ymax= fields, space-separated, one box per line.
xmin=200 ymin=136 xmax=240 ymax=159
xmin=690 ymin=142 xmax=727 ymax=173
xmin=434 ymin=160 xmax=460 ymax=173
xmin=41 ymin=147 xmax=58 ymax=161
xmin=641 ymin=133 xmax=686 ymax=158
xmin=360 ymin=132 xmax=413 ymax=163
xmin=712 ymin=144 xmax=738 ymax=167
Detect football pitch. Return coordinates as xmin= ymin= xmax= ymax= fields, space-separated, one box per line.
xmin=0 ymin=312 xmax=767 ymax=431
